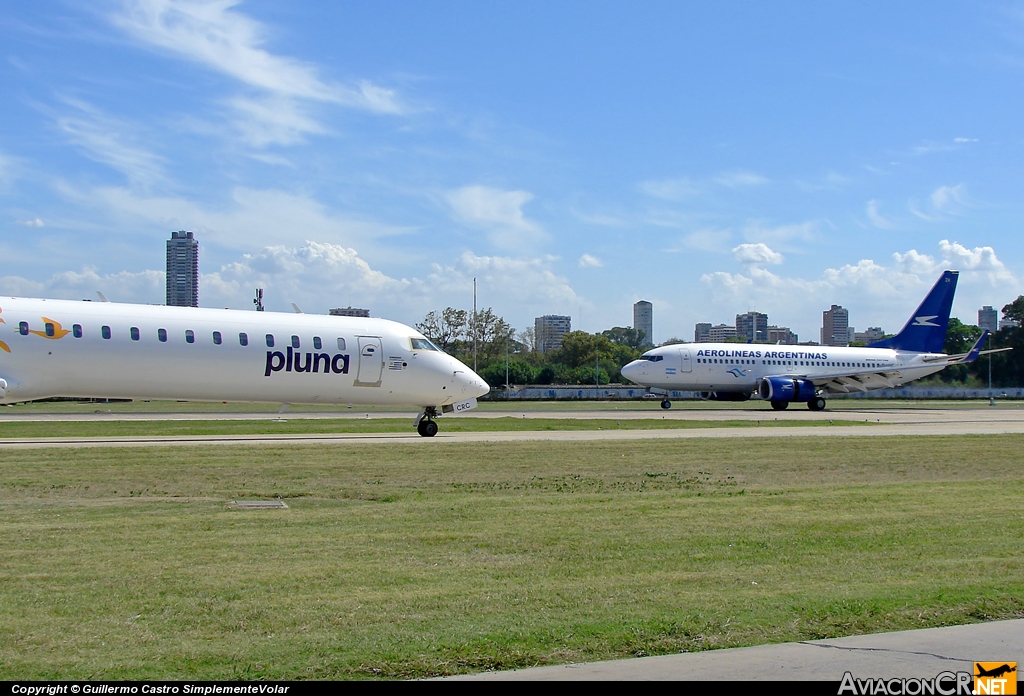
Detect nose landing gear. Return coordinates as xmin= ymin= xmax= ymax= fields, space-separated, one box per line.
xmin=415 ymin=407 xmax=440 ymax=437
xmin=660 ymin=399 xmax=672 ymax=409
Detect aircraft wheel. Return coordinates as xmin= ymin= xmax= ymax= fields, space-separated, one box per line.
xmin=770 ymin=400 xmax=789 ymax=411
xmin=417 ymin=419 xmax=438 ymax=437
xmin=660 ymin=399 xmax=672 ymax=410
xmin=808 ymin=397 xmax=826 ymax=411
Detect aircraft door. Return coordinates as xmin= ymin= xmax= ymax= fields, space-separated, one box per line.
xmin=354 ymin=336 xmax=384 ymax=387
xmin=678 ymin=347 xmax=692 ymax=373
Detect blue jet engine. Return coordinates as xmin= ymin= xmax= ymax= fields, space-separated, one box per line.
xmin=758 ymin=377 xmax=817 ymax=403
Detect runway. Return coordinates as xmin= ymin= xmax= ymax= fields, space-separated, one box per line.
xmin=2 ymin=405 xmax=1023 ymax=448
xmin=444 ymin=619 xmax=1024 ymax=681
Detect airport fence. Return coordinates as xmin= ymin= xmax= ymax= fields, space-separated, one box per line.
xmin=485 ymin=386 xmax=1024 ymax=401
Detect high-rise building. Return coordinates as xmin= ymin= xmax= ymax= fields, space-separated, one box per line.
xmin=694 ymin=322 xmax=711 ymax=343
xmin=736 ymin=311 xmax=768 ymax=342
xmin=330 ymin=307 xmax=370 ymax=318
xmin=821 ymin=304 xmax=849 ymax=347
xmin=166 ymin=230 xmax=198 ymax=307
xmin=979 ymin=306 xmax=998 ymax=333
xmin=633 ymin=300 xmax=653 ymax=346
xmin=535 ymin=315 xmax=571 ymax=353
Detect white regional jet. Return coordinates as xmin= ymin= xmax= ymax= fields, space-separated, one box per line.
xmin=0 ymin=298 xmax=489 ymax=436
xmin=621 ymin=270 xmax=1004 ymax=411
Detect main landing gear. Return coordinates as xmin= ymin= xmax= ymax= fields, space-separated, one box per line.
xmin=770 ymin=400 xmax=789 ymax=411
xmin=808 ymin=396 xmax=827 ymax=411
xmin=415 ymin=407 xmax=439 ymax=437
xmin=660 ymin=399 xmax=672 ymax=410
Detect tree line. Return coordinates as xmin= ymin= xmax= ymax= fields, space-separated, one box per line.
xmin=415 ymin=308 xmax=648 ymax=387
xmin=416 ymin=296 xmax=1024 ymax=389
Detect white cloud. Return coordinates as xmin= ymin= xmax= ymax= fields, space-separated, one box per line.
xmin=866 ymin=200 xmax=895 ymax=229
xmin=681 ymin=228 xmax=732 ymax=253
xmin=714 ymin=171 xmax=769 ymax=187
xmin=578 ymin=253 xmax=603 ymax=268
xmin=742 ymin=219 xmax=820 ymax=247
xmin=56 ymin=183 xmax=411 ymax=253
xmin=427 ymin=251 xmax=582 ymax=319
xmin=954 ymin=137 xmax=978 ymax=143
xmin=446 ymin=185 xmax=546 ymax=250
xmin=910 ymin=184 xmax=966 ymax=221
xmin=697 ymin=241 xmax=1022 ymax=340
xmin=55 ymin=99 xmax=166 ymax=187
xmin=0 ymin=266 xmax=165 ymax=303
xmin=17 ymin=218 xmax=45 ymax=228
xmin=732 ymin=242 xmax=783 ymax=266
xmin=637 ymin=177 xmax=699 ymax=200
xmin=109 ymin=0 xmax=403 ymax=147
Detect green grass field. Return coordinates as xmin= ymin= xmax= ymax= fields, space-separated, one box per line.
xmin=1 ymin=435 xmax=1022 ymax=679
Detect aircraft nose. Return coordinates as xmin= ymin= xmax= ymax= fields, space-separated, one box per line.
xmin=458 ymin=368 xmax=490 ymax=398
xmin=621 ymin=360 xmax=641 ymax=383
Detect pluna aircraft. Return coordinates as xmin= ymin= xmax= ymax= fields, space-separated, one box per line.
xmin=621 ymin=271 xmax=1007 ymax=410
xmin=0 ymin=297 xmax=489 ymax=436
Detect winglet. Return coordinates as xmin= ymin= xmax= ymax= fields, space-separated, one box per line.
xmin=869 ymin=271 xmax=958 ymax=353
xmin=963 ymin=329 xmax=989 ymax=364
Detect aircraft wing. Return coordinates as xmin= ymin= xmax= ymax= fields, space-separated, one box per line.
xmin=772 ymin=369 xmax=905 ymax=394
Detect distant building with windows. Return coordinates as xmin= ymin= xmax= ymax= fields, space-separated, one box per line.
xmin=853 ymin=327 xmax=885 ymax=344
xmin=979 ymin=306 xmax=998 ymax=333
xmin=736 ymin=311 xmax=768 ymax=343
xmin=330 ymin=307 xmax=370 ymax=318
xmin=535 ymin=315 xmax=571 ymax=353
xmin=1000 ymin=317 xmax=1019 ymax=331
xmin=765 ymin=326 xmax=799 ymax=345
xmin=633 ymin=300 xmax=653 ymax=346
xmin=166 ymin=230 xmax=198 ymax=307
xmin=821 ymin=304 xmax=850 ymax=347
xmin=694 ymin=322 xmax=711 ymax=343
xmin=708 ymin=324 xmax=737 ymax=342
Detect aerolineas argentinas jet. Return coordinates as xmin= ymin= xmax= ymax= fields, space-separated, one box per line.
xmin=0 ymin=298 xmax=489 ymax=436
xmin=620 ymin=271 xmax=1007 ymax=411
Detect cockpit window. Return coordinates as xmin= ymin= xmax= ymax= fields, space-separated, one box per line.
xmin=411 ymin=338 xmax=439 ymax=351
xmin=640 ymin=354 xmax=664 ymax=362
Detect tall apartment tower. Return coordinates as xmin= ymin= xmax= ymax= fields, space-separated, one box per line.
xmin=979 ymin=306 xmax=998 ymax=333
xmin=633 ymin=300 xmax=653 ymax=346
xmin=166 ymin=230 xmax=199 ymax=307
xmin=821 ymin=305 xmax=850 ymax=347
xmin=535 ymin=315 xmax=571 ymax=353
xmin=694 ymin=322 xmax=711 ymax=343
xmin=736 ymin=311 xmax=768 ymax=343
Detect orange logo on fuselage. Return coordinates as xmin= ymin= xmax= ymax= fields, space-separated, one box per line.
xmin=0 ymin=306 xmax=7 ymax=352
xmin=28 ymin=317 xmax=71 ymax=340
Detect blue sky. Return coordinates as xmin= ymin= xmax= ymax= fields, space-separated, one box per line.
xmin=3 ymin=1 xmax=1024 ymax=343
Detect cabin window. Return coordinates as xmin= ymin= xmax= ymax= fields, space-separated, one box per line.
xmin=239 ymin=332 xmax=248 ymax=346
xmin=266 ymin=334 xmax=275 ymax=348
xmin=313 ymin=336 xmax=322 ymax=350
xmin=337 ymin=337 xmax=346 ymax=351
xmin=45 ymin=322 xmax=55 ymax=337
xmin=291 ymin=335 xmax=300 ymax=349
xmin=158 ymin=328 xmax=167 ymax=342
xmin=19 ymin=321 xmax=29 ymax=336
xmin=213 ymin=331 xmax=222 ymax=345
xmin=102 ymin=325 xmax=112 ymax=340
xmin=185 ymin=330 xmax=195 ymax=344
xmin=73 ymin=324 xmax=83 ymax=338
xmin=130 ymin=327 xmax=140 ymax=341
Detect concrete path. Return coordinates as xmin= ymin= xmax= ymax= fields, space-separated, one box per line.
xmin=445 ymin=619 xmax=1024 ymax=681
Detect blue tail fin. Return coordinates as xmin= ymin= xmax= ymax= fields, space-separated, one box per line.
xmin=869 ymin=270 xmax=959 ymax=354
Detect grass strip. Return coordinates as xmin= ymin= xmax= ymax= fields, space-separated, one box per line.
xmin=0 ymin=435 xmax=1020 ymax=679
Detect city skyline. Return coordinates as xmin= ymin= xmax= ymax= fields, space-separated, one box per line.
xmin=2 ymin=3 xmax=1023 ymax=342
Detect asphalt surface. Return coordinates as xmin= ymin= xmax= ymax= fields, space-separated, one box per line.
xmin=1 ymin=405 xmax=1023 ymax=448
xmin=444 ymin=619 xmax=1024 ymax=681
